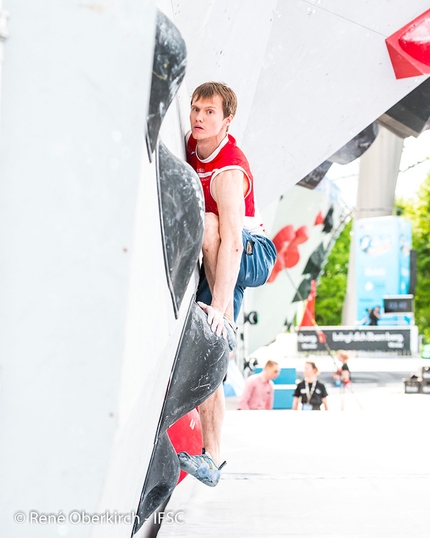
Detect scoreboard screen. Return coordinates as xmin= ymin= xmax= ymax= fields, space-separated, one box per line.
xmin=383 ymin=295 xmax=414 ymax=314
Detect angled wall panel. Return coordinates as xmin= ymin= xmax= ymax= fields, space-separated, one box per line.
xmin=246 ymin=180 xmax=348 ymax=354
xmin=172 ymin=0 xmax=430 ymax=208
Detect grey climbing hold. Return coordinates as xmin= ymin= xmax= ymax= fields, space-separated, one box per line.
xmin=133 ymin=432 xmax=180 ymax=534
xmin=157 ymin=141 xmax=204 ymax=317
xmin=297 ymin=160 xmax=332 ymax=190
xmin=146 ymin=10 xmax=187 ymax=156
xmin=329 ymin=123 xmax=379 ymax=165
xmin=157 ymin=301 xmax=230 ymax=434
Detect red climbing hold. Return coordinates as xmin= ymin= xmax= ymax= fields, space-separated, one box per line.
xmin=299 ymin=280 xmax=317 ymax=328
xmin=314 ymin=211 xmax=324 ymax=226
xmin=385 ymin=9 xmax=430 ymax=79
xmin=268 ymin=225 xmax=309 ymax=283
xmin=168 ymin=409 xmax=203 ymax=484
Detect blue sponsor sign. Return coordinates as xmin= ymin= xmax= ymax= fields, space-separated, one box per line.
xmin=354 ymin=216 xmax=411 ymax=325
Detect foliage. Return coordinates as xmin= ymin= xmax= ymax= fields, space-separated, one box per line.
xmin=396 ymin=173 xmax=430 ymax=342
xmin=315 ymin=173 xmax=430 ymax=334
xmin=315 ymin=220 xmax=352 ymax=326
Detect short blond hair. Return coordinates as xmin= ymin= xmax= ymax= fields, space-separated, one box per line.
xmin=338 ymin=350 xmax=349 ymax=361
xmin=264 ymin=360 xmax=278 ymax=370
xmin=191 ymin=82 xmax=237 ymax=118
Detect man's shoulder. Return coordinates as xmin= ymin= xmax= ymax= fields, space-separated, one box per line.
xmin=247 ymin=373 xmax=262 ymax=385
xmin=224 ymin=135 xmax=247 ymax=159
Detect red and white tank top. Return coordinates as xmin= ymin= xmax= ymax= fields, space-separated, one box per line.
xmin=186 ymin=132 xmax=266 ymax=236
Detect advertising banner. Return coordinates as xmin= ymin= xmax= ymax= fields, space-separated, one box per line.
xmin=354 ymin=216 xmax=412 ymax=325
xmin=298 ymin=327 xmax=411 ymax=352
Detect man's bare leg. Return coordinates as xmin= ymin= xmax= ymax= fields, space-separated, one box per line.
xmin=197 ymin=213 xmax=236 ymax=465
xmin=198 ymin=384 xmax=225 ymax=465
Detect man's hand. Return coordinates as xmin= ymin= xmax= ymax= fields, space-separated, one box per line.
xmin=197 ymin=301 xmax=227 ymax=339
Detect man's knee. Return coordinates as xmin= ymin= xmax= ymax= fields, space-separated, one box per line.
xmin=202 ymin=213 xmax=220 ymax=252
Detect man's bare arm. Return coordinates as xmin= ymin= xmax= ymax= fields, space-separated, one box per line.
xmin=211 ymin=169 xmax=244 ymax=311
xmin=200 ymin=169 xmax=245 ymax=335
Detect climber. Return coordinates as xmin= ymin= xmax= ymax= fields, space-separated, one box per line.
xmin=177 ymin=81 xmax=276 ymax=487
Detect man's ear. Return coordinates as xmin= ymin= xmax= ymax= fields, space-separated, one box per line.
xmin=224 ymin=114 xmax=234 ymax=127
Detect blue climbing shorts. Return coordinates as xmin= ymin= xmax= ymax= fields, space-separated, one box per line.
xmin=196 ymin=230 xmax=277 ymax=322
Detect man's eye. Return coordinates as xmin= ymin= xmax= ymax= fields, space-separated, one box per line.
xmin=208 ymin=110 xmax=213 ymax=114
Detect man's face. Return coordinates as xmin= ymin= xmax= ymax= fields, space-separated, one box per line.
xmin=269 ymin=366 xmax=280 ymax=380
xmin=190 ymin=95 xmax=231 ymax=141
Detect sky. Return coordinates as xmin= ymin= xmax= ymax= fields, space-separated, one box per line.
xmin=326 ymin=129 xmax=430 ymax=209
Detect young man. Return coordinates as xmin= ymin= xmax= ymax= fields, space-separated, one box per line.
xmin=237 ymin=360 xmax=280 ymax=410
xmin=177 ymin=82 xmax=276 ymax=487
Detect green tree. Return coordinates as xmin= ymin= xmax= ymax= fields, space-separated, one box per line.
xmin=315 ymin=220 xmax=352 ymax=326
xmin=397 ymin=173 xmax=430 ymax=342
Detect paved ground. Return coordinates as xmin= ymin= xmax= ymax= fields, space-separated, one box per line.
xmin=158 ymin=357 xmax=430 ymax=538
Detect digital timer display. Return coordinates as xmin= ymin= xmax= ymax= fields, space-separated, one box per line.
xmin=383 ymin=295 xmax=413 ymax=314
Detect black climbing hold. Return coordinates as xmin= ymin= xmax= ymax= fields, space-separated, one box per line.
xmin=157 ymin=141 xmax=205 ymax=317
xmin=378 ymin=77 xmax=430 ymax=138
xmin=146 ymin=10 xmax=187 ymax=156
xmin=133 ymin=432 xmax=180 ymax=534
xmin=302 ymin=242 xmax=326 ymax=280
xmin=297 ymin=161 xmax=332 ymax=190
xmin=329 ymin=123 xmax=379 ymax=165
xmin=322 ymin=206 xmax=334 ymax=233
xmin=292 ymin=277 xmax=313 ymax=303
xmin=297 ymin=123 xmax=379 ymax=191
xmin=157 ymin=302 xmax=230 ymax=434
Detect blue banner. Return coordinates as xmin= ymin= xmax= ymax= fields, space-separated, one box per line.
xmin=354 ymin=216 xmax=412 ymax=325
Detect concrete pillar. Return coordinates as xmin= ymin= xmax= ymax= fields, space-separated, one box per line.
xmin=342 ymin=127 xmax=404 ymax=324
xmin=355 ymin=127 xmax=404 ymax=220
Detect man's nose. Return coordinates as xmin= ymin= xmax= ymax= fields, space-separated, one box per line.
xmin=195 ymin=110 xmax=204 ymax=122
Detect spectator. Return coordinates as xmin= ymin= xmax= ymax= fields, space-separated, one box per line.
xmin=333 ymin=350 xmax=352 ymax=387
xmin=368 ymin=305 xmax=381 ymax=326
xmin=238 ymin=360 xmax=279 ymax=410
xmin=293 ymin=361 xmax=328 ymax=411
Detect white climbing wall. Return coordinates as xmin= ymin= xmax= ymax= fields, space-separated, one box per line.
xmin=0 ymin=2 xmax=429 ymax=538
xmin=0 ymin=1 xmax=159 ymax=537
